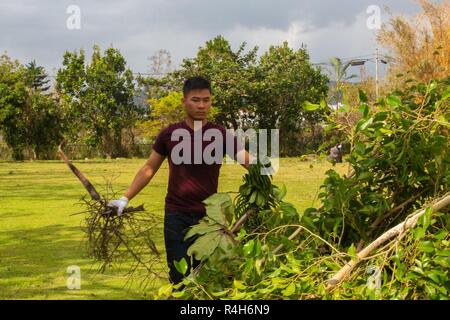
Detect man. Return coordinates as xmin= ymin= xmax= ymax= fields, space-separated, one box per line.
xmin=108 ymin=76 xmax=252 ymax=284
xmin=329 ymin=143 xmax=343 ymax=163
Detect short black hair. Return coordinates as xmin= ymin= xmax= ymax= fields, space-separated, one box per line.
xmin=183 ymin=76 xmax=212 ymax=96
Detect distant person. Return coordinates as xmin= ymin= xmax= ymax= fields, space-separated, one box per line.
xmin=329 ymin=144 xmax=343 ymax=163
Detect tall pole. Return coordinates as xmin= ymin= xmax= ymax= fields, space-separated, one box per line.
xmin=360 ymin=64 xmax=366 ymax=82
xmin=375 ymin=48 xmax=379 ymax=99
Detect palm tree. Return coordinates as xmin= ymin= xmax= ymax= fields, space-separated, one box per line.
xmin=25 ymin=60 xmax=50 ymax=93
xmin=328 ymin=57 xmax=357 ymax=106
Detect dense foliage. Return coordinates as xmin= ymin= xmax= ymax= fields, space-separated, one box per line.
xmin=56 ymin=46 xmax=142 ymax=158
xmin=156 ymin=78 xmax=449 ymax=300
xmin=0 ymin=55 xmax=62 ymax=160
xmin=142 ymin=36 xmax=330 ymax=156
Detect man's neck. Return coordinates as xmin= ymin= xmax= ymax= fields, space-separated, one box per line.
xmin=184 ymin=117 xmax=207 ymax=130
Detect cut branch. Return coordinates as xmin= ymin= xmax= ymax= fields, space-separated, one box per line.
xmin=326 ymin=192 xmax=450 ymax=292
xmin=356 ymin=190 xmax=426 ymax=251
xmin=58 ymin=139 xmax=101 ymax=201
xmin=231 ymin=209 xmax=255 ymax=234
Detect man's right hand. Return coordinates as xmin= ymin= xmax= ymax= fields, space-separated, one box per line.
xmin=108 ymin=196 xmax=129 ymax=216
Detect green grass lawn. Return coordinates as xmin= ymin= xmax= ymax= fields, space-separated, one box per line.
xmin=0 ymin=158 xmax=347 ymax=300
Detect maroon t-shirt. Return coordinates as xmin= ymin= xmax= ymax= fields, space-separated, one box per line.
xmin=152 ymin=121 xmax=243 ymax=215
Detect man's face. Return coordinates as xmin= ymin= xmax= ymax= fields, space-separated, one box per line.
xmin=182 ymin=89 xmax=211 ymax=121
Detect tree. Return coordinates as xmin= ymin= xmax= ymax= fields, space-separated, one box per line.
xmin=137 ymin=91 xmax=219 ymax=142
xmin=137 ymin=92 xmax=185 ymax=141
xmin=136 ymin=50 xmax=174 ymax=103
xmin=0 ymin=54 xmax=28 ymax=159
xmin=23 ymin=60 xmax=62 ymax=159
xmin=137 ymin=37 xmax=329 ymax=155
xmin=327 ymin=57 xmax=358 ymax=106
xmin=0 ymin=55 xmax=62 ymax=160
xmin=56 ymin=46 xmax=142 ymax=158
xmin=148 ymin=49 xmax=172 ymax=75
xmin=171 ymin=35 xmax=259 ymax=129
xmin=253 ymin=43 xmax=329 ymax=155
xmin=25 ymin=94 xmax=62 ymax=159
xmin=25 ymin=60 xmax=50 ymax=93
xmin=377 ymin=0 xmax=449 ymax=85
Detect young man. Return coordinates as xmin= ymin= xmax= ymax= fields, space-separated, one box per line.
xmin=108 ymin=76 xmax=252 ymax=284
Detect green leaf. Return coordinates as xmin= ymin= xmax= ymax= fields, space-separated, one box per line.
xmin=303 ymin=101 xmax=320 ymax=111
xmin=437 ymin=114 xmax=450 ymax=127
xmin=158 ymin=283 xmax=173 ymax=298
xmin=256 ymin=192 xmax=265 ymax=207
xmin=236 ymin=228 xmax=247 ymax=241
xmin=255 ymin=259 xmax=264 ymax=276
xmin=243 ymin=239 xmax=255 ymax=256
xmin=174 ymin=258 xmax=188 ymax=275
xmin=357 ymin=117 xmax=373 ymax=131
xmin=172 ymin=291 xmax=186 ymax=298
xmin=354 ymin=141 xmax=366 ymax=155
xmin=187 ymin=231 xmax=222 ymax=260
xmin=243 ymin=258 xmax=254 ymax=274
xmin=280 ymin=202 xmax=298 ymax=218
xmin=347 ymin=244 xmax=357 ymax=258
xmin=442 ymin=88 xmax=450 ymax=101
xmin=418 ymin=207 xmax=433 ymax=230
xmin=273 ymin=183 xmax=287 ymax=201
xmin=203 ymin=192 xmax=234 ymax=225
xmin=436 ymin=248 xmax=450 ymax=257
xmin=282 ymin=283 xmax=296 ymax=297
xmin=338 ymin=104 xmax=350 ymax=113
xmin=211 ymin=290 xmax=230 ymax=297
xmin=386 ymin=95 xmax=401 ymax=107
xmin=426 ymin=270 xmax=445 ymax=285
xmin=185 ymin=220 xmax=223 ymax=239
xmin=379 ymin=128 xmax=394 ymax=136
xmin=429 ymin=81 xmax=437 ymax=91
xmin=359 ymin=103 xmax=369 ymax=118
xmin=358 ymin=89 xmax=368 ymax=103
xmin=233 ymin=280 xmax=247 ymax=290
xmin=249 ymin=191 xmax=257 ymax=203
xmin=217 ymin=231 xmax=235 ymax=254
xmin=418 ymin=241 xmax=435 ymax=254
xmin=254 ymin=240 xmax=262 ymax=257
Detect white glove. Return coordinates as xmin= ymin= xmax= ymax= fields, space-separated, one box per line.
xmin=108 ymin=196 xmax=129 ymax=216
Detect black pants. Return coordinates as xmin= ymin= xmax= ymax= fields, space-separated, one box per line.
xmin=164 ymin=209 xmax=204 ymax=284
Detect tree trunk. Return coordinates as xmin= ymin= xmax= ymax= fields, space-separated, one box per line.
xmin=112 ymin=127 xmax=125 ymax=158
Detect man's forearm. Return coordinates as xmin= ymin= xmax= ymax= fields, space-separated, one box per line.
xmin=123 ymin=165 xmax=155 ymax=200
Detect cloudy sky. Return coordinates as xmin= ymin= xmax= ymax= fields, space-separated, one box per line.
xmin=1 ymin=0 xmax=422 ymax=78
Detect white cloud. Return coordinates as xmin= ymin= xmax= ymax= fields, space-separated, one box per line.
xmin=0 ymin=0 xmax=418 ymax=77
xmin=223 ymin=11 xmax=379 ymax=62
xmin=221 ymin=10 xmax=393 ymax=80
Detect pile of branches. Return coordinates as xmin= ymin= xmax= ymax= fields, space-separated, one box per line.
xmin=59 ymin=141 xmax=163 ymax=287
xmin=305 ymin=77 xmax=450 ymax=249
xmin=156 ymin=78 xmax=449 ymax=300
